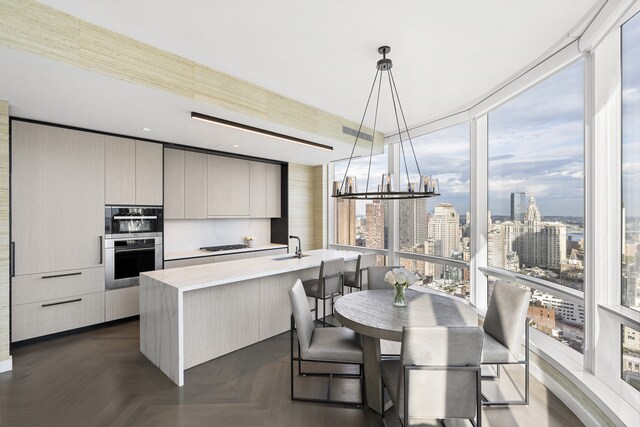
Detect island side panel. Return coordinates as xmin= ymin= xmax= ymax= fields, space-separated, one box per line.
xmin=183 ymin=278 xmax=261 ymax=370
xmin=140 ymin=274 xmax=183 ymax=386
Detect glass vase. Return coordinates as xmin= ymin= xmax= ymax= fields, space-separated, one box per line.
xmin=393 ymin=284 xmax=407 ymax=307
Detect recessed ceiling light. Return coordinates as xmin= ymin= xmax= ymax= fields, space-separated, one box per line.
xmin=141 ymin=127 xmax=151 ymax=132
xmin=293 ymin=156 xmax=298 ymax=159
xmin=232 ymin=144 xmax=239 ymax=148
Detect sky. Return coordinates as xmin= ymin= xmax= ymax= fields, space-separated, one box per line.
xmin=623 ymin=12 xmax=640 ymax=217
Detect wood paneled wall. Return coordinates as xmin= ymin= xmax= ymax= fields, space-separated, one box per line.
xmin=288 ymin=164 xmax=325 ymax=251
xmin=0 ymin=0 xmax=384 ymax=151
xmin=0 ymin=101 xmax=9 ymax=364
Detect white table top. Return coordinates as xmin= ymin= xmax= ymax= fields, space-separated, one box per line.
xmin=334 ymin=289 xmax=478 ymax=342
xmin=143 ymin=249 xmax=361 ymax=292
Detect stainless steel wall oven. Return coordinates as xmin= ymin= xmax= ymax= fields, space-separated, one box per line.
xmin=105 ymin=206 xmax=163 ymax=290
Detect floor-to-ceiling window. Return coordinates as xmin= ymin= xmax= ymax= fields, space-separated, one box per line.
xmin=488 ymin=60 xmax=585 ymax=353
xmin=622 ymin=11 xmax=640 ymax=392
xmin=396 ymin=123 xmax=470 ymax=299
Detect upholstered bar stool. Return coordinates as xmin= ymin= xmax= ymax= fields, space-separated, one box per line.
xmin=302 ymin=258 xmax=344 ymax=327
xmin=343 ymin=252 xmax=377 ymax=293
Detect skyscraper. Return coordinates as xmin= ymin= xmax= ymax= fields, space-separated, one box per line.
xmin=365 ymin=200 xmax=386 ymax=249
xmin=335 ymin=199 xmax=356 ymax=245
xmin=428 ymin=203 xmax=461 ymax=258
xmin=510 ymin=191 xmax=527 ymax=221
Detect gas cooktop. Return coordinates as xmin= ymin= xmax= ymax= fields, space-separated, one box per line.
xmin=200 ymin=244 xmax=248 ymax=252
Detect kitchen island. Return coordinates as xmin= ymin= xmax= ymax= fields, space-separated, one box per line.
xmin=140 ymin=249 xmax=360 ymax=386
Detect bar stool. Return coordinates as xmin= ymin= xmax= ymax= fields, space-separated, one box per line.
xmin=342 ymin=252 xmax=377 ymax=293
xmin=302 ymin=258 xmax=344 ymax=327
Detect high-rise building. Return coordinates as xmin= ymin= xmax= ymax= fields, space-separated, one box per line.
xmin=399 ymin=199 xmax=428 ymax=250
xmin=428 ymin=203 xmax=461 ymax=258
xmin=335 ymin=199 xmax=356 ymax=245
xmin=510 ymin=191 xmax=527 ymax=221
xmin=365 ymin=200 xmax=386 ymax=249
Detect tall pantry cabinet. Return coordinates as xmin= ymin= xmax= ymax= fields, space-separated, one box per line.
xmin=10 ymin=122 xmax=106 ymax=341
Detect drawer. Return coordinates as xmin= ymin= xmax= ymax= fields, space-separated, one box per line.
xmin=12 ymin=267 xmax=105 ymax=305
xmin=11 ymin=291 xmax=105 ymax=342
xmin=164 ymin=257 xmax=213 ymax=269
xmin=254 ymin=248 xmax=288 ymax=258
xmin=105 ymin=287 xmax=139 ymax=321
xmin=213 ymin=252 xmax=255 ymax=263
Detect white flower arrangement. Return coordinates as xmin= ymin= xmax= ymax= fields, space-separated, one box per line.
xmin=245 ymin=236 xmax=256 ymax=242
xmin=384 ymin=267 xmax=417 ymax=288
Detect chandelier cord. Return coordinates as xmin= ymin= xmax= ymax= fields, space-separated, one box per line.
xmin=339 ymin=68 xmax=380 ymax=195
xmin=365 ymin=71 xmax=383 ymax=196
xmin=387 ymin=70 xmax=412 ymax=189
xmin=390 ymin=69 xmax=421 ymax=177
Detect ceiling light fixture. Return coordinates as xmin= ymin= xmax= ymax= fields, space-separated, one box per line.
xmin=333 ymin=46 xmax=440 ymax=200
xmin=232 ymin=144 xmax=239 ymax=148
xmin=141 ymin=127 xmax=151 ymax=132
xmin=191 ymin=112 xmax=333 ymax=152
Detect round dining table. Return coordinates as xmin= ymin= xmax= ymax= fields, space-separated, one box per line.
xmin=334 ymin=288 xmax=478 ymax=413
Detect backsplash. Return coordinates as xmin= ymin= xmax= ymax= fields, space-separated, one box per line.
xmin=164 ymin=218 xmax=271 ymax=252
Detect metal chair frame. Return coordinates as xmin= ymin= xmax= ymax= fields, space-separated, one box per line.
xmin=309 ymin=271 xmax=343 ymax=327
xmin=481 ymin=319 xmax=530 ymax=406
xmin=381 ymin=364 xmax=482 ymax=427
xmin=289 ymin=315 xmax=364 ymax=406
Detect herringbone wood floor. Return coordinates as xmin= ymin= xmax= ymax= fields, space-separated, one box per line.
xmin=0 ymin=319 xmax=583 ymax=427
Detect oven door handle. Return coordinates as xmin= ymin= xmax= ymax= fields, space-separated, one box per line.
xmin=114 ymin=247 xmax=155 ymax=253
xmin=112 ymin=216 xmax=158 ymax=220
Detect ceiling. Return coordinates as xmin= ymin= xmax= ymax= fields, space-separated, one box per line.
xmin=1 ymin=0 xmax=603 ymax=164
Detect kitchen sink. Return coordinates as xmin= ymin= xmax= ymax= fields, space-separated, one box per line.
xmin=272 ymin=254 xmax=311 ymax=261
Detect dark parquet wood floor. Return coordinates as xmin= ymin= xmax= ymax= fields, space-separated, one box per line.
xmin=0 ymin=319 xmax=584 ymax=427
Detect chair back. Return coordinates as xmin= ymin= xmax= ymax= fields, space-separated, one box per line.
xmin=288 ymin=279 xmax=315 ymax=357
xmin=396 ymin=326 xmax=483 ymax=421
xmin=319 ymin=258 xmax=344 ymax=295
xmin=366 ymin=266 xmax=400 ymax=290
xmin=357 ymin=253 xmax=378 ymax=287
xmin=484 ymin=280 xmax=531 ymax=358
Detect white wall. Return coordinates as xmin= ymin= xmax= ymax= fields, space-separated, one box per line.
xmin=164 ymin=218 xmax=271 ymax=253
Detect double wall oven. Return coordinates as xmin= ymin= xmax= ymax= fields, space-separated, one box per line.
xmin=105 ymin=206 xmax=163 ymax=290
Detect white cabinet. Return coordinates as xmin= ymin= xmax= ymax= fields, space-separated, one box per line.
xmin=164 ymin=257 xmax=214 ymax=269
xmin=265 ymin=163 xmax=281 ymax=217
xmin=105 ymin=287 xmax=140 ymax=321
xmin=184 ymin=151 xmax=208 ymax=218
xmin=12 ymin=122 xmax=105 ymax=275
xmin=106 ymin=138 xmax=162 ymax=206
xmin=208 ymin=155 xmax=250 ymax=217
xmin=212 ymin=252 xmax=255 ymax=263
xmin=164 ymin=148 xmax=185 ymax=219
xmin=249 ymin=161 xmax=267 ymax=217
xmin=135 ymin=140 xmax=163 ymax=206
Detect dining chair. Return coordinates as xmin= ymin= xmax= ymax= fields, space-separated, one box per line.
xmin=343 ymin=252 xmax=377 ymax=293
xmin=302 ymin=258 xmax=344 ymax=327
xmin=366 ymin=265 xmax=401 ymax=290
xmin=381 ymin=326 xmax=484 ymax=426
xmin=481 ymin=280 xmax=532 ymax=406
xmin=289 ymin=279 xmax=364 ymax=405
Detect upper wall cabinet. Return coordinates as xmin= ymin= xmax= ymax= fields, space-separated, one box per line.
xmin=12 ymin=122 xmax=105 ymax=275
xmin=106 ymin=139 xmax=162 ymax=206
xmin=164 ymin=148 xmax=185 ymax=219
xmin=207 ymin=155 xmax=250 ymax=217
xmin=249 ymin=162 xmax=281 ymax=218
xmin=184 ymin=151 xmax=208 ymax=219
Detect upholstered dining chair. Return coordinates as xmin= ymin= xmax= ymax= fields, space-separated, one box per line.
xmin=481 ymin=280 xmax=532 ymax=406
xmin=381 ymin=326 xmax=484 ymax=427
xmin=289 ymin=279 xmax=364 ymax=405
xmin=302 ymin=258 xmax=344 ymax=327
xmin=343 ymin=252 xmax=377 ymax=293
xmin=366 ymin=265 xmax=401 ymax=290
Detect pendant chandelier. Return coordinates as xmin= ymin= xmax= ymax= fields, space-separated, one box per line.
xmin=333 ymin=46 xmax=440 ymax=200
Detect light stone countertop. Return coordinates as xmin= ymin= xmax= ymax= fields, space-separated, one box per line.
xmin=164 ymin=243 xmax=288 ymax=261
xmin=144 ymin=249 xmax=362 ymax=292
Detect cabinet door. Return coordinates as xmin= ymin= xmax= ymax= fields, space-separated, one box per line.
xmin=105 ymin=137 xmax=136 ymax=204
xmin=184 ymin=151 xmax=208 ymax=218
xmin=135 ymin=140 xmax=163 ymax=205
xmin=164 ymin=148 xmax=185 ymax=219
xmin=265 ymin=163 xmax=281 ymax=217
xmin=207 ymin=155 xmax=250 ymax=216
xmin=249 ymin=161 xmax=266 ymax=217
xmin=12 ymin=122 xmax=105 ymax=275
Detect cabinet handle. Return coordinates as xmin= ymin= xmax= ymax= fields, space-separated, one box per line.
xmin=41 ymin=272 xmax=82 ymax=279
xmin=10 ymin=242 xmax=15 ymax=278
xmin=99 ymin=235 xmax=103 ymax=265
xmin=42 ymin=298 xmax=82 ymax=308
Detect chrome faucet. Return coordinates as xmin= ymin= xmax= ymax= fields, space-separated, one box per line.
xmin=289 ymin=235 xmax=302 ymax=258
